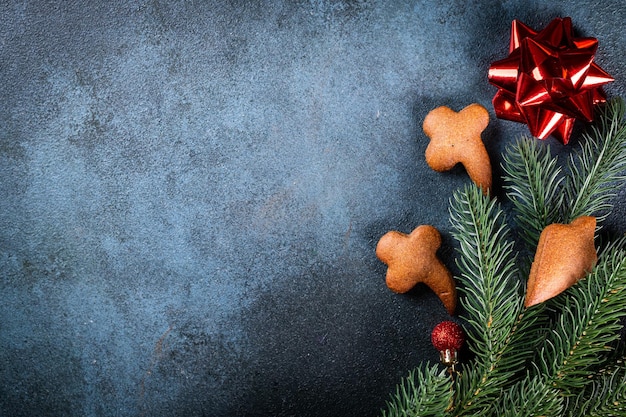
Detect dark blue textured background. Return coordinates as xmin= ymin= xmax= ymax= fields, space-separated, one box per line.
xmin=1 ymin=1 xmax=625 ymax=416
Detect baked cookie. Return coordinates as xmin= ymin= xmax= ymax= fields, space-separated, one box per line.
xmin=525 ymin=216 xmax=597 ymax=307
xmin=423 ymin=104 xmax=491 ymax=194
xmin=376 ymin=225 xmax=457 ymax=315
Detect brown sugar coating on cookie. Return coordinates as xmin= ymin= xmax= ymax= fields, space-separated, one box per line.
xmin=376 ymin=225 xmax=457 ymax=315
xmin=423 ymin=104 xmax=492 ymax=194
xmin=525 ymin=216 xmax=597 ymax=307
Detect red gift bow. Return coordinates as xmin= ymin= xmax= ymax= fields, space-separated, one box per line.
xmin=488 ymin=17 xmax=614 ymax=144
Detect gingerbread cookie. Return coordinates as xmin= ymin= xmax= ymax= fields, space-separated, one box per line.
xmin=376 ymin=225 xmax=457 ymax=315
xmin=423 ymin=103 xmax=492 ymax=193
xmin=525 ymin=216 xmax=597 ymax=307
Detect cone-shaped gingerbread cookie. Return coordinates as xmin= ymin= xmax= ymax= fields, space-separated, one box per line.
xmin=376 ymin=225 xmax=457 ymax=315
xmin=525 ymin=216 xmax=597 ymax=307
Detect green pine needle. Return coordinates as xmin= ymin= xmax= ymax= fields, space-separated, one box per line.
xmin=449 ymin=185 xmax=520 ymax=367
xmin=448 ymin=185 xmax=526 ymax=415
xmin=493 ymin=375 xmax=563 ymax=417
xmin=381 ymin=364 xmax=454 ymax=417
xmin=450 ymin=185 xmax=520 ymax=362
xmin=502 ymin=138 xmax=564 ymax=246
xmin=565 ymin=361 xmax=626 ymax=417
xmin=565 ymin=97 xmax=626 ymax=222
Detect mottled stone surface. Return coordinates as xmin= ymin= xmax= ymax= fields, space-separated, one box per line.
xmin=1 ymin=1 xmax=625 ymax=416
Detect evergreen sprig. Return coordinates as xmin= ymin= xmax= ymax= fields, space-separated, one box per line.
xmin=565 ymin=97 xmax=626 ymax=223
xmin=448 ymin=184 xmax=520 ymax=367
xmin=448 ymin=185 xmax=524 ymax=415
xmin=502 ymin=138 xmax=564 ymax=246
xmin=380 ymin=97 xmax=626 ymax=417
xmin=492 ymin=375 xmax=563 ymax=417
xmin=381 ymin=364 xmax=453 ymax=417
xmin=565 ymin=361 xmax=626 ymax=417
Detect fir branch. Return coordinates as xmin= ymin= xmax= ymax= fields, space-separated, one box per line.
xmin=502 ymin=138 xmax=564 ymax=246
xmin=381 ymin=364 xmax=454 ymax=417
xmin=564 ymin=97 xmax=626 ymax=223
xmin=564 ymin=361 xmax=626 ymax=417
xmin=450 ymin=299 xmax=550 ymax=417
xmin=490 ymin=301 xmax=549 ymax=382
xmin=448 ymin=185 xmax=525 ymax=415
xmin=539 ymin=238 xmax=626 ymax=398
xmin=492 ymin=375 xmax=563 ymax=417
xmin=585 ymin=371 xmax=626 ymax=417
xmin=449 ymin=185 xmax=520 ymax=365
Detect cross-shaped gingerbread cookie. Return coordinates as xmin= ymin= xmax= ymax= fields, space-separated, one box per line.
xmin=423 ymin=103 xmax=492 ymax=194
xmin=376 ymin=225 xmax=457 ymax=315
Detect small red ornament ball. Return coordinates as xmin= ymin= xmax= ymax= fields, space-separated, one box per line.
xmin=431 ymin=321 xmax=465 ymax=351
